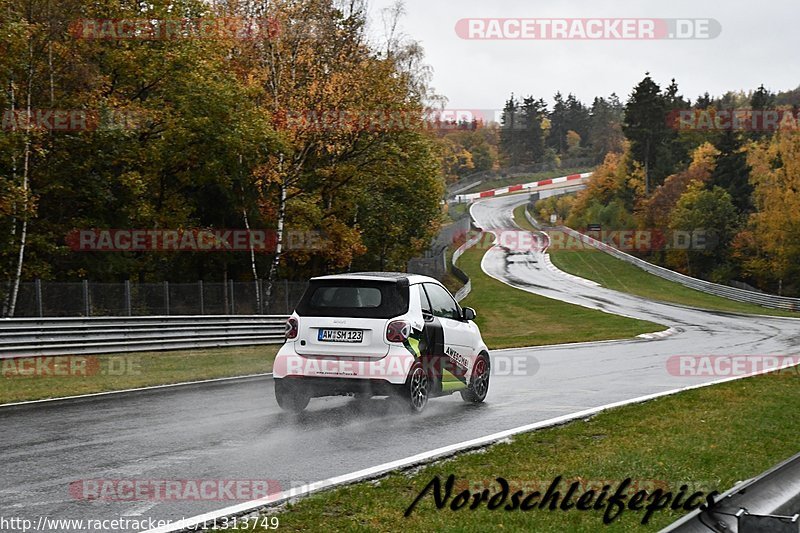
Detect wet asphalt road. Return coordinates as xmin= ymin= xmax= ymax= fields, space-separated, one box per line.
xmin=2 ymin=194 xmax=800 ymax=532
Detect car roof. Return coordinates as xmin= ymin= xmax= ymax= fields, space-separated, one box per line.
xmin=310 ymin=272 xmax=439 ymax=285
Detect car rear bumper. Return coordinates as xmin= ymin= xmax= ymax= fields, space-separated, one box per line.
xmin=275 ymin=376 xmax=401 ymax=397
xmin=273 ymin=343 xmax=414 ymax=385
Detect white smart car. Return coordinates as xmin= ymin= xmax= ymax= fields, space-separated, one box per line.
xmin=273 ymin=273 xmax=490 ymax=413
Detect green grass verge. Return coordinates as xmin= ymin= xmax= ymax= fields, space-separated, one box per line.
xmin=514 ymin=204 xmax=537 ymax=232
xmin=0 ymin=345 xmax=279 ymax=404
xmin=512 ymin=205 xmax=800 ymax=318
xmin=456 ymin=243 xmax=659 ymax=349
xmin=245 ymin=369 xmax=800 ymax=532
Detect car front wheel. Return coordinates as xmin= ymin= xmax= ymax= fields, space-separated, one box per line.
xmin=461 ymin=352 xmax=490 ymax=403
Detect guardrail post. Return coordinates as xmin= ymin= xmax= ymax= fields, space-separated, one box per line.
xmin=35 ymin=279 xmax=43 ymax=317
xmin=164 ymin=281 xmax=170 ymax=315
xmin=229 ymin=279 xmax=235 ymax=314
xmin=82 ymin=280 xmax=90 ymax=316
xmin=124 ymin=280 xmax=131 ymax=316
xmin=199 ymin=280 xmax=204 ymax=315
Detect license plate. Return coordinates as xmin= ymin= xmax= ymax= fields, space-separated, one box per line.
xmin=317 ymin=329 xmax=364 ymax=343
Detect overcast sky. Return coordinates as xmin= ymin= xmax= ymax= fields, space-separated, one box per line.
xmin=366 ymin=0 xmax=800 ymax=109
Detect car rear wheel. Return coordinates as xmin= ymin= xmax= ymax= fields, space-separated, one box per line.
xmin=274 ymin=379 xmax=310 ymax=413
xmin=461 ymin=352 xmax=490 ymax=403
xmin=405 ymin=361 xmax=429 ymax=413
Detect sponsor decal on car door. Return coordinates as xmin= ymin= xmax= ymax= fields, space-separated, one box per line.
xmin=418 ymin=284 xmax=469 ymax=392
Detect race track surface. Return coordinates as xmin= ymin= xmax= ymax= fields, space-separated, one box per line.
xmin=3 ymin=194 xmax=799 ymax=531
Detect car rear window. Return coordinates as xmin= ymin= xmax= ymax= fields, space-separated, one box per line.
xmin=310 ymin=287 xmax=382 ymax=308
xmin=296 ymin=280 xmax=409 ymax=318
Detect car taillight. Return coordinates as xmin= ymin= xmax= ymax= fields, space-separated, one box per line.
xmin=285 ymin=317 xmax=298 ymax=340
xmin=386 ymin=320 xmax=411 ymax=343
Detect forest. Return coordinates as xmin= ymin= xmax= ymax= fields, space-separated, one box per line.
xmin=2 ymin=0 xmax=799 ymax=318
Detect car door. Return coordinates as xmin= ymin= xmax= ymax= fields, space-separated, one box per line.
xmin=422 ymin=282 xmax=475 ymax=388
xmin=423 ymin=283 xmax=474 ymax=350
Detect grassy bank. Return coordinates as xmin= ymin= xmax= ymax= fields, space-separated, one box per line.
xmin=0 ymin=345 xmax=278 ymax=404
xmin=513 ymin=204 xmax=537 ymax=231
xmin=247 ymin=368 xmax=800 ymax=532
xmin=456 ymin=244 xmax=659 ymax=349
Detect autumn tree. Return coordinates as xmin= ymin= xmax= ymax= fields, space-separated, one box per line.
xmin=735 ymin=129 xmax=800 ymax=294
xmin=566 ymin=147 xmax=643 ymax=230
xmin=667 ymin=183 xmax=740 ymax=280
xmin=637 ymin=142 xmax=719 ymax=229
xmin=534 ymin=194 xmax=575 ymax=225
xmin=233 ymin=0 xmax=444 ymax=300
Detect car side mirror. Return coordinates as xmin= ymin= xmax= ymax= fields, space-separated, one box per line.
xmin=462 ymin=307 xmax=477 ymax=321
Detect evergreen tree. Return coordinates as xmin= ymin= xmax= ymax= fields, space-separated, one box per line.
xmin=520 ymin=96 xmax=546 ymax=163
xmin=749 ymin=84 xmax=775 ymax=141
xmin=547 ymin=92 xmax=567 ymax=154
xmin=695 ymin=92 xmax=712 ymax=109
xmin=499 ymin=95 xmax=524 ymax=166
xmin=710 ymin=130 xmax=753 ymax=214
xmin=656 ymin=79 xmax=692 ymax=183
xmin=564 ymin=93 xmax=590 ymax=148
xmin=750 ymin=84 xmax=775 ymax=110
xmin=588 ymin=95 xmax=624 ymax=162
xmin=623 ymin=73 xmax=669 ymax=193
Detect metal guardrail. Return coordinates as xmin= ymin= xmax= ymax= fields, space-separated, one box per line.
xmin=662 ymin=451 xmax=800 ymax=532
xmin=0 ymin=315 xmax=289 ymax=358
xmin=452 ymin=222 xmax=484 ymax=302
xmin=524 ymin=209 xmax=800 ymax=312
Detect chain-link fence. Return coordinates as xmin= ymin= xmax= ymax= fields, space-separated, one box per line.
xmin=3 ymin=279 xmax=309 ymax=317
